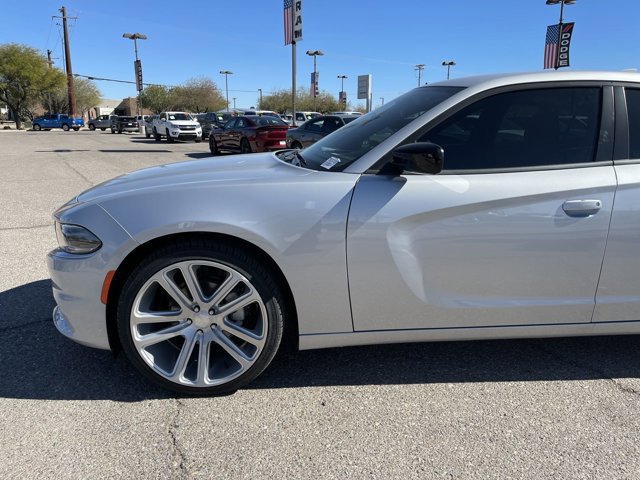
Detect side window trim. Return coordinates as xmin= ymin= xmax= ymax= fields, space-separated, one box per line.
xmin=613 ymin=86 xmax=629 ymax=161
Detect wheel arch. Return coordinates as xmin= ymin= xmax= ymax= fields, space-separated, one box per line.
xmin=105 ymin=231 xmax=299 ymax=355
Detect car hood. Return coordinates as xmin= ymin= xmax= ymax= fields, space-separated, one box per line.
xmin=76 ymin=153 xmax=314 ymax=203
xmin=167 ymin=120 xmax=200 ymax=126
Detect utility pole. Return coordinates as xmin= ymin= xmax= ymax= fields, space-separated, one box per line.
xmin=258 ymin=88 xmax=263 ymax=108
xmin=59 ymin=6 xmax=76 ymax=116
xmin=47 ymin=49 xmax=53 ymax=68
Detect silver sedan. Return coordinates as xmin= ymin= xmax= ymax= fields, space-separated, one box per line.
xmin=48 ymin=71 xmax=640 ymax=395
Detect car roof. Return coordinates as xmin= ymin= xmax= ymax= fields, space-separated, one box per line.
xmin=428 ymin=70 xmax=640 ymax=90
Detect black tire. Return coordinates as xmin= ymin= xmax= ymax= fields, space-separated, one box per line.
xmin=116 ymin=239 xmax=285 ymax=396
xmin=73 ymin=127 xmax=79 ymax=131
xmin=291 ymin=141 xmax=303 ymax=150
xmin=195 ymin=138 xmax=202 ymax=143
xmin=240 ymin=138 xmax=252 ymax=154
xmin=89 ymin=124 xmax=96 ymax=131
xmin=118 ymin=128 xmax=122 ymax=134
xmin=145 ymin=131 xmax=151 ymax=139
xmin=100 ymin=128 xmax=106 ymax=131
xmin=154 ymin=128 xmax=161 ymax=142
xmin=209 ymin=137 xmax=218 ymax=155
xmin=62 ymin=123 xmax=70 ymax=131
xmin=33 ymin=124 xmax=41 ymax=131
xmin=111 ymin=128 xmax=116 ymax=134
xmin=166 ymin=130 xmax=174 ymax=143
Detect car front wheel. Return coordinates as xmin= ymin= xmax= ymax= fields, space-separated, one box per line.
xmin=209 ymin=137 xmax=218 ymax=155
xmin=116 ymin=240 xmax=284 ymax=395
xmin=62 ymin=124 xmax=70 ymax=131
xmin=153 ymin=128 xmax=161 ymax=141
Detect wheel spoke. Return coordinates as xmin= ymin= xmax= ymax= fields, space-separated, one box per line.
xmin=209 ymin=271 xmax=243 ymax=307
xmin=169 ymin=330 xmax=199 ymax=381
xmin=217 ymin=290 xmax=260 ymax=316
xmin=131 ymin=309 xmax=181 ymax=325
xmin=196 ymin=333 xmax=211 ymax=385
xmin=154 ymin=271 xmax=194 ymax=311
xmin=136 ymin=321 xmax=190 ymax=348
xmin=212 ymin=330 xmax=252 ymax=370
xmin=180 ymin=264 xmax=206 ymax=304
xmin=221 ymin=320 xmax=264 ymax=348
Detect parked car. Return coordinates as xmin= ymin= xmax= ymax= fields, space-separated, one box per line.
xmin=286 ymin=114 xmax=359 ymax=149
xmin=88 ymin=114 xmax=116 ymax=131
xmin=48 ymin=71 xmax=640 ymax=396
xmin=144 ymin=115 xmax=158 ymax=138
xmin=32 ymin=114 xmax=84 ymax=131
xmin=152 ymin=111 xmax=202 ymax=143
xmin=110 ymin=116 xmax=139 ymax=134
xmin=196 ymin=112 xmax=227 ymax=139
xmin=209 ymin=115 xmax=289 ymax=154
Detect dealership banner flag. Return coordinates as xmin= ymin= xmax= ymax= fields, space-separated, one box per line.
xmin=544 ymin=22 xmax=575 ymax=69
xmin=284 ymin=0 xmax=302 ymax=45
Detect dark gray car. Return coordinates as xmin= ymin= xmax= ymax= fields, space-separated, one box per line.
xmin=285 ymin=114 xmax=359 ymax=149
xmin=196 ymin=112 xmax=228 ymax=139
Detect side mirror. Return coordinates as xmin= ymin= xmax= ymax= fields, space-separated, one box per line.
xmin=390 ymin=142 xmax=444 ymax=175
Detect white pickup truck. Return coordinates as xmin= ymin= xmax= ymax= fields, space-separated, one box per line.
xmin=152 ymin=111 xmax=202 ymax=143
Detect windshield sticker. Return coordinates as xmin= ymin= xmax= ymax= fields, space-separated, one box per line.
xmin=321 ymin=156 xmax=341 ymax=170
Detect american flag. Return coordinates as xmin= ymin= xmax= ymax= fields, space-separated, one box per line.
xmin=284 ymin=0 xmax=293 ymax=45
xmin=544 ymin=24 xmax=560 ymax=69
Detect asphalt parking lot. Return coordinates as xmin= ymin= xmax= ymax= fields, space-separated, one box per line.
xmin=1 ymin=129 xmax=639 ymax=479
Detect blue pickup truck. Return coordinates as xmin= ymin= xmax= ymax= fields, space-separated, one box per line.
xmin=32 ymin=114 xmax=85 ymax=131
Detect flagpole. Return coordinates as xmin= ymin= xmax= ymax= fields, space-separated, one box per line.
xmin=291 ymin=6 xmax=297 ymax=127
xmin=555 ymin=0 xmax=565 ymax=70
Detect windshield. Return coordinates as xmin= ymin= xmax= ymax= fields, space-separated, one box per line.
xmin=168 ymin=113 xmax=192 ymax=121
xmin=294 ymin=86 xmax=463 ymax=171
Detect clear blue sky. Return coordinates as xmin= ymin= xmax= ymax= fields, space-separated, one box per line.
xmin=3 ymin=0 xmax=639 ymax=110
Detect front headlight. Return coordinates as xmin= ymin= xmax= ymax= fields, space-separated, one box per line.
xmin=55 ymin=222 xmax=102 ymax=254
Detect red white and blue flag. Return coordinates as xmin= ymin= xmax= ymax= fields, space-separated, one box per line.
xmin=284 ymin=0 xmax=293 ymax=45
xmin=544 ymin=23 xmax=575 ymax=69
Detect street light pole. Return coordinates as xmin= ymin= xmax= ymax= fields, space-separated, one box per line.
xmin=337 ymin=75 xmax=347 ymax=111
xmin=306 ymin=50 xmax=324 ymax=111
xmin=219 ymin=70 xmax=233 ymax=112
xmin=380 ymin=97 xmax=384 ymax=106
xmin=233 ymin=97 xmax=236 ymax=109
xmin=415 ymin=64 xmax=425 ymax=87
xmin=123 ymin=32 xmax=147 ymax=133
xmin=545 ymin=0 xmax=576 ymax=70
xmin=442 ymin=61 xmax=456 ymax=80
xmin=258 ymin=88 xmax=263 ymax=108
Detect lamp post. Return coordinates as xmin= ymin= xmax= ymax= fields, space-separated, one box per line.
xmin=380 ymin=97 xmax=384 ymax=106
xmin=306 ymin=50 xmax=324 ymax=111
xmin=545 ymin=0 xmax=576 ymax=70
xmin=219 ymin=70 xmax=233 ymax=112
xmin=123 ymin=32 xmax=147 ymax=133
xmin=415 ymin=64 xmax=425 ymax=86
xmin=337 ymin=75 xmax=347 ymax=111
xmin=258 ymin=88 xmax=263 ymax=108
xmin=233 ymin=97 xmax=237 ymax=109
xmin=442 ymin=61 xmax=456 ymax=80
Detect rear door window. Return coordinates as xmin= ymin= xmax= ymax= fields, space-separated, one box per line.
xmin=626 ymin=89 xmax=640 ymax=159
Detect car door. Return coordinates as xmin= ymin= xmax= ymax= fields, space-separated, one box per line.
xmin=229 ymin=118 xmax=246 ymax=150
xmin=219 ymin=118 xmax=236 ymax=148
xmin=347 ymin=84 xmax=616 ymax=331
xmin=594 ymin=85 xmax=640 ymax=322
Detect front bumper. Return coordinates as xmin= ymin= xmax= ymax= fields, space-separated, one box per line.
xmin=168 ymin=128 xmax=202 ymax=140
xmin=47 ymin=203 xmax=138 ymax=351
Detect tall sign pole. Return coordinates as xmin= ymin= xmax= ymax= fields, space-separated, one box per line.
xmin=60 ymin=6 xmax=76 ymax=117
xmin=285 ymin=1 xmax=302 ymax=126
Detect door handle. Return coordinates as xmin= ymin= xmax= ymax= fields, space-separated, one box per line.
xmin=562 ymin=199 xmax=602 ymax=217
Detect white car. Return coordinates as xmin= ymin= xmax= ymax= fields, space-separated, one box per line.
xmin=47 ymin=71 xmax=640 ymax=395
xmin=152 ymin=111 xmax=202 ymax=143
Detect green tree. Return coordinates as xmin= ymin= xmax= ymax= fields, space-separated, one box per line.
xmin=0 ymin=43 xmax=65 ymax=129
xmin=139 ymin=85 xmax=173 ymax=113
xmin=170 ymin=77 xmax=225 ymax=113
xmin=47 ymin=77 xmax=101 ymax=117
xmin=260 ymin=87 xmax=342 ymax=114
